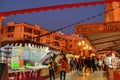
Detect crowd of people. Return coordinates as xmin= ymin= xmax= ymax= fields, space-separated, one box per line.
xmin=69 ymin=52 xmax=119 ymax=76
xmin=69 ymin=56 xmax=106 ymax=73
xmin=47 ymin=52 xmax=119 ymax=80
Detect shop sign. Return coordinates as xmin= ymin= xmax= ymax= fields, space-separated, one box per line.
xmin=75 ymin=21 xmax=120 ymax=34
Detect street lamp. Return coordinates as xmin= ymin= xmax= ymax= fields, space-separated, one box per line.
xmin=83 ymin=44 xmax=92 ymax=57
xmin=78 ymin=40 xmax=85 ymax=56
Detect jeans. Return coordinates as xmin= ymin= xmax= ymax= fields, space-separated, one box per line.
xmin=60 ymin=70 xmax=66 ymax=80
xmin=49 ymin=69 xmax=55 ymax=80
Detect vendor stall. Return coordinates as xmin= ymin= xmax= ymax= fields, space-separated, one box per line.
xmin=106 ymin=51 xmax=120 ymax=80
xmin=0 ymin=39 xmax=61 ymax=80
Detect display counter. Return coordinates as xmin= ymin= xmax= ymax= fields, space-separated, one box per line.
xmin=8 ymin=65 xmax=62 ymax=80
xmin=8 ymin=65 xmax=49 ymax=80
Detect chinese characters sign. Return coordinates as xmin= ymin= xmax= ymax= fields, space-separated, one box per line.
xmin=75 ymin=21 xmax=120 ymax=34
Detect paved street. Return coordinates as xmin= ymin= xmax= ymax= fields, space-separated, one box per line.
xmin=46 ymin=71 xmax=107 ymax=80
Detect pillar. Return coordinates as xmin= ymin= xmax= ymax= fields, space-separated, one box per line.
xmin=0 ymin=17 xmax=6 ymax=48
xmin=105 ymin=1 xmax=120 ymax=22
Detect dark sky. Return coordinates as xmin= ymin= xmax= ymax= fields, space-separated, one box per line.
xmin=0 ymin=0 xmax=105 ymax=34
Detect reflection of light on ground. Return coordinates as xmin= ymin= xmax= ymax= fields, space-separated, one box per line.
xmin=46 ymin=69 xmax=107 ymax=80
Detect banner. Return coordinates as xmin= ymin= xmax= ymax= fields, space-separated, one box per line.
xmin=0 ymin=0 xmax=120 ymax=17
xmin=75 ymin=21 xmax=120 ymax=34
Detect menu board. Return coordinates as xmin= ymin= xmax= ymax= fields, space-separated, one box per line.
xmin=0 ymin=63 xmax=5 ymax=80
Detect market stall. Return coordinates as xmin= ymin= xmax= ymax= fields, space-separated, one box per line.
xmin=0 ymin=39 xmax=61 ymax=80
xmin=106 ymin=51 xmax=120 ymax=80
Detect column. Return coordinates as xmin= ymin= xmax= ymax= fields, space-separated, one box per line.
xmin=0 ymin=17 xmax=6 ymax=48
xmin=105 ymin=1 xmax=120 ymax=22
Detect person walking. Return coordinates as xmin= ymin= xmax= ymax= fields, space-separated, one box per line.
xmin=48 ymin=53 xmax=56 ymax=80
xmin=98 ymin=58 xmax=103 ymax=71
xmin=59 ymin=54 xmax=69 ymax=80
xmin=69 ymin=57 xmax=74 ymax=72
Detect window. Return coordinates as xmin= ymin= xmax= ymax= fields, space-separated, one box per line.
xmin=63 ymin=38 xmax=65 ymax=40
xmin=34 ymin=30 xmax=40 ymax=35
xmin=7 ymin=34 xmax=13 ymax=37
xmin=74 ymin=40 xmax=76 ymax=42
xmin=36 ymin=38 xmax=40 ymax=42
xmin=1 ymin=29 xmax=3 ymax=34
xmin=55 ymin=36 xmax=60 ymax=40
xmin=24 ymin=26 xmax=32 ymax=33
xmin=65 ymin=40 xmax=67 ymax=42
xmin=11 ymin=34 xmax=13 ymax=37
xmin=54 ymin=42 xmax=59 ymax=46
xmin=23 ymin=35 xmax=27 ymax=38
xmin=27 ymin=36 xmax=32 ymax=39
xmin=70 ymin=45 xmax=72 ymax=48
xmin=8 ymin=35 xmax=10 ymax=37
xmin=7 ymin=26 xmax=14 ymax=32
xmin=46 ymin=35 xmax=50 ymax=38
xmin=46 ymin=40 xmax=50 ymax=44
xmin=23 ymin=34 xmax=32 ymax=39
xmin=40 ymin=39 xmax=43 ymax=43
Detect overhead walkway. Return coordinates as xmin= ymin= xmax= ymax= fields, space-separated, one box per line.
xmin=45 ymin=70 xmax=107 ymax=80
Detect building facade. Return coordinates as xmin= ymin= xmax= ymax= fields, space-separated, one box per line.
xmin=1 ymin=22 xmax=82 ymax=55
xmin=63 ymin=34 xmax=81 ymax=54
xmin=105 ymin=1 xmax=120 ymax=22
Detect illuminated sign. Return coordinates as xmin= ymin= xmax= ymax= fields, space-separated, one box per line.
xmin=75 ymin=21 xmax=120 ymax=34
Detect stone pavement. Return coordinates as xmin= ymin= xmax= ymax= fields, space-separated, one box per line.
xmin=45 ymin=71 xmax=107 ymax=80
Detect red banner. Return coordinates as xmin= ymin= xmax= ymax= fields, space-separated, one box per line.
xmin=0 ymin=0 xmax=120 ymax=17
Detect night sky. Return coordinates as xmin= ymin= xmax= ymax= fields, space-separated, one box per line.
xmin=0 ymin=0 xmax=105 ymax=34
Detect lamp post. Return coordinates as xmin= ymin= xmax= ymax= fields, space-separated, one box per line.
xmin=83 ymin=44 xmax=92 ymax=57
xmin=78 ymin=40 xmax=85 ymax=56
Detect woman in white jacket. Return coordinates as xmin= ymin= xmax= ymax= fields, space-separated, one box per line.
xmin=98 ymin=58 xmax=103 ymax=70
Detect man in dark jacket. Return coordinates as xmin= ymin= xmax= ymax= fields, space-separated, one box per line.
xmin=48 ymin=54 xmax=56 ymax=80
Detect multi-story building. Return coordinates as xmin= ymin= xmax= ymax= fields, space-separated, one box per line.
xmin=1 ymin=21 xmax=82 ymax=55
xmin=63 ymin=34 xmax=81 ymax=54
xmin=105 ymin=1 xmax=120 ymax=22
